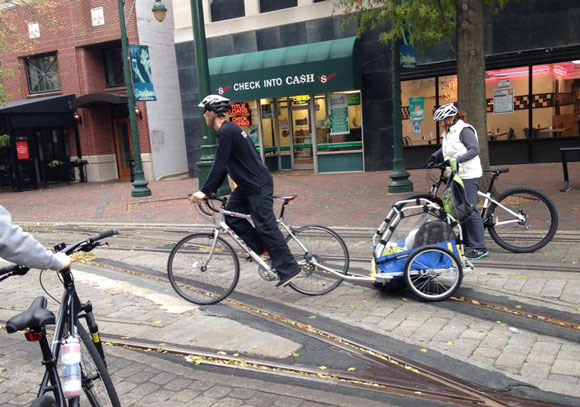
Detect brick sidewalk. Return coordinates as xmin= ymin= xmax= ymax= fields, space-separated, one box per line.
xmin=1 ymin=162 xmax=579 ymax=230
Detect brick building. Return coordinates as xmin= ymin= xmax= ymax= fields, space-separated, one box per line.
xmin=0 ymin=0 xmax=186 ymax=191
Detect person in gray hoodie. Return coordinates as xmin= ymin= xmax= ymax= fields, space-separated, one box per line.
xmin=0 ymin=205 xmax=71 ymax=271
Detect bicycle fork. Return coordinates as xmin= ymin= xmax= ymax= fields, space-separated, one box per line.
xmin=79 ymin=301 xmax=106 ymax=365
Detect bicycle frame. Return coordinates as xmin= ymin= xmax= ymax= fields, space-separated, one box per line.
xmin=34 ymin=267 xmax=106 ymax=407
xmin=428 ymin=168 xmax=527 ymax=228
xmin=200 ymin=199 xmax=370 ymax=282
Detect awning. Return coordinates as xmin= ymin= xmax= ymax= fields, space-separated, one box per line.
xmin=70 ymin=93 xmax=127 ymax=108
xmin=209 ymin=37 xmax=361 ymax=101
xmin=0 ymin=94 xmax=75 ymax=127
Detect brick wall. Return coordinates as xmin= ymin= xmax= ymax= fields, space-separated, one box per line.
xmin=0 ymin=0 xmax=151 ymax=158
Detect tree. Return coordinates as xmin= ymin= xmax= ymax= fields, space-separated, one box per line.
xmin=336 ymin=0 xmax=511 ymax=180
xmin=0 ymin=0 xmax=57 ymax=104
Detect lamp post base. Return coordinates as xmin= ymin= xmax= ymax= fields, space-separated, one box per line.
xmin=131 ymin=174 xmax=152 ymax=198
xmin=388 ymin=170 xmax=413 ymax=194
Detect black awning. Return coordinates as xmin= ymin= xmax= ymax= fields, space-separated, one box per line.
xmin=70 ymin=93 xmax=127 ymax=108
xmin=0 ymin=94 xmax=75 ymax=127
xmin=0 ymin=94 xmax=75 ymax=114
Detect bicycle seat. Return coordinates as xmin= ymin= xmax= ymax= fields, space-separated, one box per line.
xmin=274 ymin=194 xmax=297 ymax=202
xmin=6 ymin=296 xmax=55 ymax=334
xmin=483 ymin=168 xmax=509 ymax=175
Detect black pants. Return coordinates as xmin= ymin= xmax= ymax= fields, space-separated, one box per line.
xmin=462 ymin=177 xmax=486 ymax=250
xmin=225 ymin=182 xmax=300 ymax=277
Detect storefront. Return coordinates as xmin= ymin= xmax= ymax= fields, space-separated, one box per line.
xmin=0 ymin=94 xmax=77 ymax=191
xmin=209 ymin=37 xmax=364 ymax=173
xmin=401 ymin=56 xmax=580 ymax=167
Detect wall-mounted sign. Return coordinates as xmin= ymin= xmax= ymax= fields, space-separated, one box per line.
xmin=498 ymin=79 xmax=510 ymax=88
xmin=229 ymin=102 xmax=249 ymax=116
xmin=295 ymin=118 xmax=308 ymax=126
xmin=493 ymin=88 xmax=514 ymax=114
xmin=16 ymin=140 xmax=30 ymax=160
xmin=129 ymin=44 xmax=156 ymax=101
xmin=347 ymin=93 xmax=360 ymax=106
xmin=292 ymin=95 xmax=310 ymax=102
xmin=329 ymin=93 xmax=349 ymax=135
xmin=231 ymin=116 xmax=251 ymax=127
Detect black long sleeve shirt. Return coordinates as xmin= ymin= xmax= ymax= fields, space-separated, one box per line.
xmin=201 ymin=121 xmax=272 ymax=194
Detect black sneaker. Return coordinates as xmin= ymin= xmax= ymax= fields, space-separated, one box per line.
xmin=276 ymin=269 xmax=301 ymax=288
xmin=466 ymin=248 xmax=489 ymax=260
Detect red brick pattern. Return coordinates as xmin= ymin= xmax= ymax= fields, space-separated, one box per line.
xmin=0 ymin=1 xmax=151 ymax=157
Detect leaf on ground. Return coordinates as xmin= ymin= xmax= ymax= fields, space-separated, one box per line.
xmin=217 ymin=351 xmax=228 ymax=354
xmin=0 ymin=367 xmax=6 ymax=373
xmin=347 ymin=367 xmax=356 ymax=371
xmin=292 ymin=352 xmax=300 ymax=358
xmin=516 ymin=305 xmax=522 ymax=309
xmin=186 ymin=356 xmax=203 ymax=365
xmin=151 ymin=320 xmax=162 ymax=325
xmin=158 ymin=343 xmax=166 ymax=346
xmin=233 ymin=353 xmax=239 ymax=357
xmin=420 ymin=348 xmax=428 ymax=353
xmin=446 ymin=341 xmax=454 ymax=347
xmin=402 ymin=297 xmax=408 ymax=302
xmin=319 ymin=366 xmax=327 ymax=370
xmin=250 ymin=345 xmax=259 ymax=349
xmin=349 ymin=305 xmax=358 ymax=310
xmin=308 ymin=315 xmax=317 ymax=319
xmin=121 ymin=336 xmax=132 ymax=340
xmin=517 ymin=275 xmax=526 ymax=280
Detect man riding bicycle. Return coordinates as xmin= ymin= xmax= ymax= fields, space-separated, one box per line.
xmin=189 ymin=94 xmax=302 ymax=287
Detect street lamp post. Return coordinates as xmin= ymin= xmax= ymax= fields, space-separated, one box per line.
xmin=190 ymin=0 xmax=231 ymax=196
xmin=117 ymin=0 xmax=166 ymax=198
xmin=388 ymin=38 xmax=413 ymax=193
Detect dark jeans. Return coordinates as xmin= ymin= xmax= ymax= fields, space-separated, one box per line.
xmin=225 ymin=182 xmax=300 ymax=277
xmin=462 ymin=177 xmax=486 ymax=250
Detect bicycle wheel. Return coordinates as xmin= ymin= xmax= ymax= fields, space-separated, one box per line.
xmin=487 ymin=187 xmax=558 ymax=253
xmin=404 ymin=245 xmax=462 ymax=302
xmin=285 ymin=225 xmax=349 ymax=296
xmin=31 ymin=395 xmax=55 ymax=407
xmin=77 ymin=324 xmax=121 ymax=407
xmin=167 ymin=233 xmax=240 ymax=305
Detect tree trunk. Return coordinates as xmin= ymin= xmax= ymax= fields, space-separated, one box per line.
xmin=456 ymin=0 xmax=492 ymax=188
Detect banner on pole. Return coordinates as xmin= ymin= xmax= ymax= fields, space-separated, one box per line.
xmin=130 ymin=44 xmax=156 ymax=101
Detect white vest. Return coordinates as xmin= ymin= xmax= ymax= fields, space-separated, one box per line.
xmin=441 ymin=119 xmax=483 ymax=179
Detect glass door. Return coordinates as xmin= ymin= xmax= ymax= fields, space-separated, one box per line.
xmin=290 ymin=97 xmax=313 ymax=170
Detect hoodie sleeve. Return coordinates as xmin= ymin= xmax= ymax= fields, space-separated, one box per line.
xmin=0 ymin=206 xmax=63 ymax=271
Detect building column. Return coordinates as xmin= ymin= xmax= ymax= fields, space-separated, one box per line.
xmin=245 ymin=0 xmax=259 ymax=15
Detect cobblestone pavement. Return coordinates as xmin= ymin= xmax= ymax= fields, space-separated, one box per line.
xmin=1 ymin=226 xmax=580 ymax=406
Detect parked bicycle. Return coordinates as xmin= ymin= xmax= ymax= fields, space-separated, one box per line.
xmin=411 ymin=163 xmax=558 ymax=253
xmin=0 ymin=230 xmax=121 ymax=407
xmin=167 ymin=194 xmax=350 ymax=305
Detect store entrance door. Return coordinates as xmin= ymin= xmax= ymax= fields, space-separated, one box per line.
xmin=289 ymin=104 xmax=314 ymax=170
xmin=113 ymin=118 xmax=133 ymax=179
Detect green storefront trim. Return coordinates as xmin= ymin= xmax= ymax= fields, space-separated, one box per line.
xmin=258 ymin=142 xmax=362 ymax=153
xmin=318 ymin=152 xmax=363 ymax=173
xmin=209 ymin=37 xmax=361 ymax=101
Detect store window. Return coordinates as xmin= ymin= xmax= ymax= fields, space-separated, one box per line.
xmin=259 ymin=0 xmax=297 ymax=13
xmin=229 ymin=100 xmax=259 ymax=146
xmin=260 ymin=98 xmax=277 ymax=156
xmin=276 ymin=98 xmax=291 ymax=165
xmin=324 ymin=91 xmax=362 ymax=151
xmin=26 ymin=53 xmax=61 ymax=94
xmin=531 ymin=62 xmax=580 ymax=139
xmin=486 ymin=66 xmax=528 ymax=141
xmin=104 ymin=48 xmax=124 ymax=88
xmin=210 ymin=0 xmax=245 ymax=22
xmin=402 ymin=78 xmax=437 ymax=146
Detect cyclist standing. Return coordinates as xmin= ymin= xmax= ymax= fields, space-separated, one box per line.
xmin=0 ymin=205 xmax=71 ymax=270
xmin=427 ymin=103 xmax=489 ymax=260
xmin=189 ymin=95 xmax=302 ymax=287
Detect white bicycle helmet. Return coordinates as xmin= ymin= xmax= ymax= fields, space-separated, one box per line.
xmin=433 ymin=103 xmax=458 ymax=121
xmin=198 ymin=94 xmax=230 ymax=116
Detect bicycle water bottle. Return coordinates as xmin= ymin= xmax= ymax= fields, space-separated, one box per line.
xmin=61 ymin=335 xmax=81 ymax=399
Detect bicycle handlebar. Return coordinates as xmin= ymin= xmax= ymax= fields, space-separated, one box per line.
xmin=0 ymin=229 xmax=119 ymax=282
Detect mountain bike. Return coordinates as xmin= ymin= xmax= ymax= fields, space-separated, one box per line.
xmin=410 ymin=163 xmax=558 ymax=253
xmin=0 ymin=230 xmax=121 ymax=407
xmin=167 ymin=194 xmax=349 ymax=305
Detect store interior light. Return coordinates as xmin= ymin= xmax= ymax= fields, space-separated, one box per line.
xmin=572 ymin=60 xmax=580 ymax=64
xmin=340 ymin=90 xmax=360 ymax=94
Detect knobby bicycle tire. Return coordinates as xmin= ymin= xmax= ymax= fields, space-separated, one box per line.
xmin=285 ymin=225 xmax=349 ymax=296
xmin=487 ymin=187 xmax=558 ymax=253
xmin=404 ymin=245 xmax=463 ymax=302
xmin=167 ymin=233 xmax=240 ymax=305
xmin=77 ymin=324 xmax=121 ymax=407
